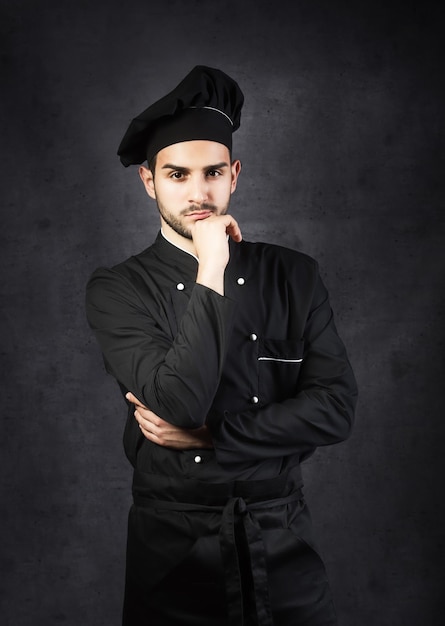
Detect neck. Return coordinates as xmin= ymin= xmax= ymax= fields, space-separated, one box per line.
xmin=160 ymin=220 xmax=197 ymax=255
xmin=160 ymin=224 xmax=199 ymax=261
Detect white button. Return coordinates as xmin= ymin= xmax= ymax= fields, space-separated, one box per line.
xmin=176 ymin=283 xmax=185 ymax=291
xmin=250 ymin=333 xmax=258 ymax=341
xmin=194 ymin=455 xmax=202 ymax=463
xmin=251 ymin=396 xmax=259 ymax=404
xmin=237 ymin=277 xmax=245 ymax=285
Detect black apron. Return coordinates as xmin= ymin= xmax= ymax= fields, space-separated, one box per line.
xmin=122 ymin=466 xmax=337 ymax=626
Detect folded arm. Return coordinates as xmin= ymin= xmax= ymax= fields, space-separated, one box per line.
xmin=126 ymin=391 xmax=213 ymax=450
xmin=208 ymin=274 xmax=358 ymax=464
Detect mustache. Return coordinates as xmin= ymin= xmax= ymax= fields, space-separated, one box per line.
xmin=181 ymin=203 xmax=217 ymax=215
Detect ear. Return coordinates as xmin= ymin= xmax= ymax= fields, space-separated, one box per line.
xmin=230 ymin=159 xmax=242 ymax=194
xmin=139 ymin=165 xmax=156 ymax=199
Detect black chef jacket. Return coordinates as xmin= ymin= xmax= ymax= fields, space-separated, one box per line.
xmin=85 ymin=231 xmax=358 ymax=625
xmin=86 ymin=231 xmax=357 ymax=479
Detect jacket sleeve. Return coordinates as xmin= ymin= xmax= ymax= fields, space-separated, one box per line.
xmin=208 ymin=272 xmax=358 ymax=465
xmin=85 ymin=268 xmax=236 ymax=429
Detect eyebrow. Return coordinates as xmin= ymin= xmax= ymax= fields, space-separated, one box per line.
xmin=161 ymin=162 xmax=229 ymax=172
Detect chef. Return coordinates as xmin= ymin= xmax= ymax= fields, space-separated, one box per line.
xmin=86 ymin=65 xmax=358 ymax=625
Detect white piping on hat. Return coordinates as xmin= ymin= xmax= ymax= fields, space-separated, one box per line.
xmin=189 ymin=106 xmax=233 ymax=125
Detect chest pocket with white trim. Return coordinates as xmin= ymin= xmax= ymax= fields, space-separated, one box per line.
xmin=258 ymin=338 xmax=305 ymax=403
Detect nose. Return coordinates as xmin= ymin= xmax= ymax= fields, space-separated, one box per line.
xmin=188 ymin=175 xmax=209 ymax=205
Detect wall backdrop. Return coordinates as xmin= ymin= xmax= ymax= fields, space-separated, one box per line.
xmin=2 ymin=1 xmax=444 ymax=624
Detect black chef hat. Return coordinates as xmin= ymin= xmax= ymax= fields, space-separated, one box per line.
xmin=117 ymin=65 xmax=244 ymax=167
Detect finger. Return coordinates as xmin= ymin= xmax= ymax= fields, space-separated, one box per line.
xmin=125 ymin=391 xmax=138 ymax=404
xmin=224 ymin=215 xmax=242 ymax=242
xmin=135 ymin=408 xmax=153 ymax=429
xmin=136 ymin=407 xmax=165 ymax=428
xmin=125 ymin=391 xmax=147 ymax=409
xmin=138 ymin=421 xmax=160 ymax=443
xmin=135 ymin=410 xmax=159 ymax=439
xmin=134 ymin=408 xmax=143 ymax=428
xmin=227 ymin=223 xmax=242 ymax=242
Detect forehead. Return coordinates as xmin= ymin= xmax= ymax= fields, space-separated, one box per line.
xmin=156 ymin=140 xmax=231 ymax=167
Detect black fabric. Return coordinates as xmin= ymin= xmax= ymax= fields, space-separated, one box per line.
xmin=123 ymin=468 xmax=336 ymax=625
xmin=86 ymin=232 xmax=357 ymax=481
xmin=117 ymin=65 xmax=244 ymax=166
xmin=85 ymin=232 xmax=357 ymax=623
xmin=131 ymin=469 xmax=304 ymax=625
xmin=145 ymin=107 xmax=234 ymax=165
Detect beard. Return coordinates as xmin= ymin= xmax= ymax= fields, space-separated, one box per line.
xmin=156 ymin=200 xmax=228 ymax=240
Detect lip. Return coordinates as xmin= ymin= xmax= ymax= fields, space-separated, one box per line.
xmin=187 ymin=210 xmax=213 ymax=220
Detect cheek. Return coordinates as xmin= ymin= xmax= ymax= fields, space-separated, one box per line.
xmin=215 ymin=180 xmax=233 ymax=197
xmin=155 ymin=183 xmax=180 ymax=203
xmin=166 ymin=187 xmax=186 ymax=204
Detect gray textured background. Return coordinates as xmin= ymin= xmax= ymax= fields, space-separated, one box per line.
xmin=1 ymin=0 xmax=444 ymax=624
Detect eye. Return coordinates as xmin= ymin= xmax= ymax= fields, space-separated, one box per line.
xmin=170 ymin=171 xmax=184 ymax=180
xmin=206 ymin=169 xmax=221 ymax=177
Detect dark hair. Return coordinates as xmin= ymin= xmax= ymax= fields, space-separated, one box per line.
xmin=148 ymin=154 xmax=157 ymax=175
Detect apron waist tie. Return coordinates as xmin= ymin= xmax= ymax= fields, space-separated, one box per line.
xmin=133 ymin=488 xmax=303 ymax=626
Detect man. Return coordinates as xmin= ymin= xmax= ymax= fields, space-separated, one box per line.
xmin=86 ymin=66 xmax=357 ymax=626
